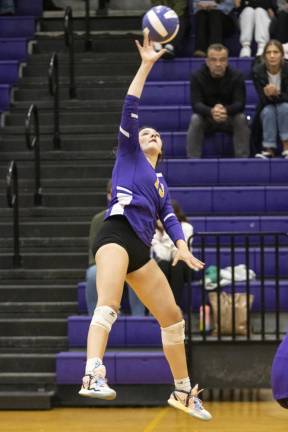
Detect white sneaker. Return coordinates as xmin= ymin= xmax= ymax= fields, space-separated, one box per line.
xmin=256 ymin=44 xmax=265 ymax=57
xmin=78 ymin=364 xmax=116 ymax=400
xmin=282 ymin=150 xmax=288 ymax=159
xmin=255 ymin=151 xmax=273 ymax=159
xmin=168 ymin=384 xmax=212 ymax=421
xmin=240 ymin=46 xmax=251 ymax=57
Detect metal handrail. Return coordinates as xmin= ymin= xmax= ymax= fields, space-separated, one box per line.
xmin=6 ymin=161 xmax=21 ymax=268
xmin=64 ymin=6 xmax=76 ymax=98
xmin=25 ymin=104 xmax=42 ymax=206
xmin=48 ymin=52 xmax=61 ymax=149
xmin=85 ymin=0 xmax=92 ymax=50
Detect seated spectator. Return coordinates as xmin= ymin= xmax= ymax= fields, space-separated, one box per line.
xmin=186 ymin=43 xmax=250 ymax=158
xmin=192 ymin=0 xmax=235 ymax=57
xmin=85 ymin=180 xmax=145 ymax=316
xmin=151 ymin=0 xmax=190 ymax=58
xmin=235 ymin=0 xmax=275 ymax=57
xmin=0 ymin=0 xmax=15 ymax=15
xmin=253 ymin=40 xmax=288 ymax=159
xmin=270 ymin=0 xmax=288 ymax=44
xmin=151 ymin=200 xmax=193 ymax=307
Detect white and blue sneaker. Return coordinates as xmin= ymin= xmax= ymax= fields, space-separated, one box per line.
xmin=168 ymin=384 xmax=212 ymax=421
xmin=78 ymin=364 xmax=116 ymax=400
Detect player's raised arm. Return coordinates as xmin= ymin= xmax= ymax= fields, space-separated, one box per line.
xmin=127 ymin=30 xmax=166 ymax=99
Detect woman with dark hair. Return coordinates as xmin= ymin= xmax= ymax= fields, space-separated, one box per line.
xmin=253 ymin=39 xmax=288 ymax=158
xmin=78 ymin=31 xmax=212 ymax=421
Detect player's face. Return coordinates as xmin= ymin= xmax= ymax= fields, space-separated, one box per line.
xmin=206 ymin=49 xmax=228 ymax=78
xmin=139 ymin=128 xmax=162 ymax=156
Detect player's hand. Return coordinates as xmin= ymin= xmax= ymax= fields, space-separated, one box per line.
xmin=135 ymin=29 xmax=166 ymax=65
xmin=173 ymin=240 xmax=205 ymax=271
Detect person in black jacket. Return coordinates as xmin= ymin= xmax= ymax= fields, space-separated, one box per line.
xmin=253 ymin=39 xmax=288 ymax=158
xmin=186 ymin=43 xmax=250 ymax=158
xmin=235 ymin=0 xmax=275 ymax=57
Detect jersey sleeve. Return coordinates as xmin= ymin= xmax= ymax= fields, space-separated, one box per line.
xmin=117 ymin=95 xmax=141 ymax=155
xmin=159 ymin=192 xmax=185 ymax=245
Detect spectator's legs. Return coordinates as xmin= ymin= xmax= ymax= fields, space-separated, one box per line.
xmin=194 ymin=10 xmax=209 ymax=54
xmin=273 ymin=11 xmax=288 ymax=43
xmin=208 ymin=10 xmax=225 ymax=44
xmin=254 ymin=7 xmax=270 ymax=56
xmin=0 ymin=0 xmax=15 ymax=14
xmin=170 ymin=261 xmax=187 ymax=307
xmin=260 ymin=105 xmax=278 ymax=152
xmin=239 ymin=7 xmax=254 ymax=57
xmin=85 ymin=265 xmax=97 ymax=316
xmin=231 ymin=113 xmax=251 ymax=157
xmin=276 ymin=103 xmax=288 ymax=153
xmin=187 ymin=114 xmax=206 ymax=158
xmin=127 ymin=286 xmax=146 ymax=316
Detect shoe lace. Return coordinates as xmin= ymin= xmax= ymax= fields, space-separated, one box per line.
xmin=190 ymin=384 xmax=205 ymax=411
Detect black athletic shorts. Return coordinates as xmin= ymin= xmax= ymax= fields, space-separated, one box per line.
xmin=92 ymin=215 xmax=151 ymax=273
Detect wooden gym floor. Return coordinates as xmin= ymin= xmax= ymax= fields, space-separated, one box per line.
xmin=0 ymin=402 xmax=287 ymax=432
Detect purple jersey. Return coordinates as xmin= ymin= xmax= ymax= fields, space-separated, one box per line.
xmin=271 ymin=332 xmax=288 ymax=400
xmin=105 ymin=95 xmax=185 ymax=247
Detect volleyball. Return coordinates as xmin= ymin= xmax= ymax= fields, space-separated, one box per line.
xmin=142 ymin=6 xmax=179 ymax=44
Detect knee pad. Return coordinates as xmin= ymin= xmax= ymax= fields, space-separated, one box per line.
xmin=90 ymin=305 xmax=118 ymax=333
xmin=161 ymin=319 xmax=185 ymax=346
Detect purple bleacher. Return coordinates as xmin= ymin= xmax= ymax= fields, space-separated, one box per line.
xmin=0 ymin=60 xmax=19 ymax=84
xmin=148 ymin=58 xmax=253 ymax=82
xmin=16 ymin=0 xmax=43 ymax=16
xmin=260 ymin=216 xmax=288 ymax=232
xmin=169 ymin=186 xmax=288 ymax=214
xmin=138 ymin=105 xmax=256 ymax=132
xmin=0 ymin=38 xmax=28 ymax=61
xmin=0 ymin=17 xmax=36 ymax=38
xmin=56 ymin=351 xmax=172 ymax=385
xmin=68 ymin=316 xmax=162 ymax=348
xmin=0 ymin=84 xmax=10 ymax=111
xmin=142 ymin=81 xmax=258 ymax=106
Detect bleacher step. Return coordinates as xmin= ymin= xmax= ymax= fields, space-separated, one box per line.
xmin=0 ymin=390 xmax=55 ymax=409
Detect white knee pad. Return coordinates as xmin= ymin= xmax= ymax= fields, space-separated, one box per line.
xmin=161 ymin=319 xmax=185 ymax=346
xmin=90 ymin=305 xmax=117 ymax=333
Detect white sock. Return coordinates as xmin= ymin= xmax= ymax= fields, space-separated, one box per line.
xmin=85 ymin=357 xmax=102 ymax=375
xmin=174 ymin=377 xmax=191 ymax=393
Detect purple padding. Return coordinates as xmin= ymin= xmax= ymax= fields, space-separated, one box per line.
xmin=212 ymin=187 xmax=265 ymax=213
xmin=260 ymin=216 xmax=288 ymax=232
xmin=270 ymin=160 xmax=288 ymax=183
xmin=187 ymin=281 xmax=288 ymax=313
xmin=170 ymin=187 xmax=213 ymax=213
xmin=193 ymin=247 xmax=288 ymax=277
xmin=0 ymin=61 xmax=19 ymax=84
xmin=188 ymin=217 xmax=206 ymax=232
xmin=148 ymin=58 xmax=253 ymax=81
xmin=0 ymin=38 xmax=28 ymax=61
xmin=206 ymin=216 xmax=260 ymax=232
xmin=115 ymin=352 xmax=172 ymax=384
xmin=126 ymin=317 xmax=161 ymax=347
xmin=161 ymin=132 xmax=186 ymax=158
xmin=219 ymin=160 xmax=270 ymax=185
xmin=68 ymin=316 xmax=125 ymax=348
xmin=77 ymin=281 xmax=87 ymax=313
xmin=202 ymin=134 xmax=234 ymax=158
xmin=0 ymin=17 xmax=35 ymax=37
xmin=266 ymin=187 xmax=288 ymax=212
xmin=56 ymin=352 xmax=116 ymax=384
xmin=166 ymin=159 xmax=218 ymax=186
xmin=16 ymin=0 xmax=43 ymax=16
xmin=0 ymin=84 xmax=10 ymax=111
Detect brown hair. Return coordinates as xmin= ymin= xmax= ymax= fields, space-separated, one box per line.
xmin=263 ymin=40 xmax=284 ymax=68
xmin=139 ymin=125 xmax=164 ymax=165
xmin=207 ymin=43 xmax=229 ymax=56
xmin=171 ymin=199 xmax=188 ymax=222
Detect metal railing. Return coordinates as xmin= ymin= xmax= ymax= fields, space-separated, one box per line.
xmin=6 ymin=161 xmax=21 ymax=268
xmin=186 ymin=231 xmax=287 ymax=341
xmin=48 ymin=52 xmax=61 ymax=149
xmin=64 ymin=6 xmax=76 ymax=98
xmin=25 ymin=104 xmax=42 ymax=206
xmin=84 ymin=0 xmax=92 ymax=50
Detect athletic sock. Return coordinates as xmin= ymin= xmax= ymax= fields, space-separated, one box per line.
xmin=85 ymin=357 xmax=102 ymax=375
xmin=174 ymin=377 xmax=191 ymax=393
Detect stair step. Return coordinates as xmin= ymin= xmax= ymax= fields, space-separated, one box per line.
xmin=0 ymin=252 xmax=87 ymax=269
xmin=0 ymin=124 xmax=119 ymax=135
xmin=0 ymin=269 xmax=84 ymax=281
xmin=39 ymin=16 xmax=142 ymax=32
xmin=0 ymin=318 xmax=67 ymax=336
xmin=0 ymin=372 xmax=55 ymax=384
xmin=0 ymin=301 xmax=77 ymax=316
xmin=0 ymin=221 xmax=90 ymax=238
xmin=0 ymin=336 xmax=68 ymax=351
xmin=0 ymin=353 xmax=55 ymax=372
xmin=0 ymin=285 xmax=76 ymax=302
xmin=0 ymin=390 xmax=55 ymax=409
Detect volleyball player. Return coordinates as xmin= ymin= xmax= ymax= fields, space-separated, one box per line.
xmin=78 ymin=30 xmax=212 ymax=421
xmin=271 ymin=332 xmax=288 ymax=409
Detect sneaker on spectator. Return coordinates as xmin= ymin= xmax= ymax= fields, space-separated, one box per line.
xmin=168 ymin=385 xmax=212 ymax=421
xmin=79 ymin=364 xmax=116 ymax=400
xmin=240 ymin=46 xmax=251 ymax=57
xmin=255 ymin=151 xmax=274 ymax=159
xmin=282 ymin=150 xmax=288 ymax=159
